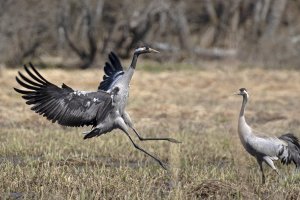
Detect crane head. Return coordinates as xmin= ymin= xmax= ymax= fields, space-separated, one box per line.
xmin=235 ymin=88 xmax=249 ymax=98
xmin=134 ymin=46 xmax=159 ymax=55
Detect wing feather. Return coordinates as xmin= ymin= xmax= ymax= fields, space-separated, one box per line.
xmin=15 ymin=63 xmax=113 ymax=127
xmin=18 ymin=71 xmax=44 ymax=87
xmin=24 ymin=65 xmax=47 ymax=84
xmin=247 ymin=134 xmax=283 ymax=158
xmin=98 ymin=52 xmax=124 ymax=91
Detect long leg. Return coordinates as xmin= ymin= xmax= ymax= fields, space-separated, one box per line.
xmin=117 ymin=118 xmax=167 ymax=170
xmin=257 ymin=158 xmax=265 ymax=184
xmin=131 ymin=126 xmax=181 ymax=143
xmin=123 ymin=111 xmax=180 ymax=143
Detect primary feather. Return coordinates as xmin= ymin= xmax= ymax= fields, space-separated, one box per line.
xmin=98 ymin=52 xmax=124 ymax=91
xmin=279 ymin=133 xmax=300 ymax=167
xmin=14 ymin=63 xmax=113 ymax=127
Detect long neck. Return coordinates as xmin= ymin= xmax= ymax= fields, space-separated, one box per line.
xmin=239 ymin=95 xmax=247 ymax=117
xmin=122 ymin=53 xmax=139 ymax=86
xmin=238 ymin=94 xmax=252 ymax=140
xmin=130 ymin=53 xmax=139 ymax=69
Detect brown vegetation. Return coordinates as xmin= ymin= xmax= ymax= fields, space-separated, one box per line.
xmin=1 ymin=62 xmax=300 ymax=199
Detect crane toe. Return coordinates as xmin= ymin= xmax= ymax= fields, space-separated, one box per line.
xmin=168 ymin=138 xmax=181 ymax=143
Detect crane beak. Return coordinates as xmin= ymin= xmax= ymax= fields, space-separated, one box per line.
xmin=234 ymin=92 xmax=242 ymax=95
xmin=149 ymin=48 xmax=160 ymax=53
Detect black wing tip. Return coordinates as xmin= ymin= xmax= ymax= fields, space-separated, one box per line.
xmin=110 ymin=52 xmax=119 ymax=61
xmin=15 ymin=75 xmax=40 ymax=91
xmin=99 ymin=52 xmax=124 ymax=91
xmin=14 ymin=87 xmax=33 ymax=95
xmin=27 ymin=62 xmax=35 ymax=70
xmin=15 ymin=64 xmax=98 ymax=128
xmin=15 ymin=76 xmax=22 ymax=85
xmin=23 ymin=62 xmax=52 ymax=85
xmin=14 ymin=87 xmax=24 ymax=93
xmin=279 ymin=132 xmax=300 ymax=167
xmin=108 ymin=52 xmax=122 ymax=69
xmin=14 ymin=87 xmax=23 ymax=93
xmin=29 ymin=62 xmax=39 ymax=73
xmin=280 ymin=133 xmax=300 ymax=145
xmin=24 ymin=62 xmax=35 ymax=69
xmin=15 ymin=64 xmax=47 ymax=94
xmin=23 ymin=63 xmax=29 ymax=71
xmin=109 ymin=51 xmax=116 ymax=57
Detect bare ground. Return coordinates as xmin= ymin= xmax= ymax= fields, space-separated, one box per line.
xmin=0 ymin=63 xmax=300 ymax=199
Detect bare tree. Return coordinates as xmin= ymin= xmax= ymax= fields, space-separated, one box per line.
xmin=59 ymin=0 xmax=104 ymax=69
xmin=0 ymin=0 xmax=58 ymax=66
xmin=264 ymin=0 xmax=287 ymax=37
xmin=0 ymin=0 xmax=299 ymax=67
xmin=169 ymin=1 xmax=191 ymax=51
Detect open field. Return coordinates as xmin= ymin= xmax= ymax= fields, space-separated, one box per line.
xmin=0 ymin=63 xmax=300 ymax=199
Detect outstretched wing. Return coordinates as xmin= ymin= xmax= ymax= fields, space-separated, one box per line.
xmin=98 ymin=52 xmax=124 ymax=91
xmin=14 ymin=63 xmax=113 ymax=127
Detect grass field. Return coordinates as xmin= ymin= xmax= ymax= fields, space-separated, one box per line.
xmin=0 ymin=62 xmax=300 ymax=199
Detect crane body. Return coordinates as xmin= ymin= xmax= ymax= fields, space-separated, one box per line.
xmin=14 ymin=47 xmax=179 ymax=169
xmin=236 ymin=88 xmax=300 ymax=183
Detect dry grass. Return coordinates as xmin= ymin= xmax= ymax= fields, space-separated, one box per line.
xmin=1 ymin=63 xmax=300 ymax=199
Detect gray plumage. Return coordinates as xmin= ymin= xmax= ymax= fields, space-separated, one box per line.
xmin=14 ymin=47 xmax=180 ymax=169
xmin=236 ymin=88 xmax=300 ymax=184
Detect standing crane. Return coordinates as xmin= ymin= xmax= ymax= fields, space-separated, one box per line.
xmin=14 ymin=46 xmax=180 ymax=169
xmin=236 ymin=88 xmax=300 ymax=184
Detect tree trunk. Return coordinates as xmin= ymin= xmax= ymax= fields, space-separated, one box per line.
xmin=264 ymin=0 xmax=287 ymax=37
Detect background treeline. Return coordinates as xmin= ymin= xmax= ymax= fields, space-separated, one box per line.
xmin=0 ymin=0 xmax=299 ymax=68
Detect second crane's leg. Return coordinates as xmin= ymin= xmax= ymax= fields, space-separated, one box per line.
xmin=117 ymin=118 xmax=167 ymax=169
xmin=257 ymin=158 xmax=265 ymax=184
xmin=123 ymin=111 xmax=180 ymax=143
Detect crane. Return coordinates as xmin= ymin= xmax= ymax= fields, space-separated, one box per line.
xmin=14 ymin=46 xmax=180 ymax=169
xmin=236 ymin=88 xmax=300 ymax=184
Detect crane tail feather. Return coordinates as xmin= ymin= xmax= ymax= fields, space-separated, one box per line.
xmin=279 ymin=133 xmax=300 ymax=168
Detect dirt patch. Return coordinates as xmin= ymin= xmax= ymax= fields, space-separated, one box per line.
xmin=188 ymin=179 xmax=256 ymax=199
